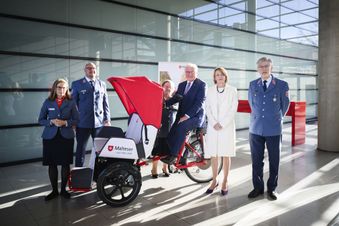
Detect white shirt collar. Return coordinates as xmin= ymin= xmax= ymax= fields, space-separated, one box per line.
xmin=187 ymin=79 xmax=196 ymax=85
xmin=262 ymin=74 xmax=272 ymax=88
xmin=85 ymin=76 xmax=96 ymax=83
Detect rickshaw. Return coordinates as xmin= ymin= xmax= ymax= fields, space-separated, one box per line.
xmin=69 ymin=76 xmax=222 ymax=207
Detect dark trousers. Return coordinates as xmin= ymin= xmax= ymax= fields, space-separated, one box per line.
xmin=75 ymin=127 xmax=100 ymax=167
xmin=167 ymin=117 xmax=199 ymax=156
xmin=249 ymin=133 xmax=281 ymax=192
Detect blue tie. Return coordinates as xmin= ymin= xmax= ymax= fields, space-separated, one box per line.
xmin=184 ymin=82 xmax=192 ymax=95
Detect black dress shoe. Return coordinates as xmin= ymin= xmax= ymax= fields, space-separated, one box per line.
xmin=60 ymin=190 xmax=71 ymax=199
xmin=45 ymin=190 xmax=59 ymax=201
xmin=160 ymin=155 xmax=176 ymax=165
xmin=267 ymin=191 xmax=278 ymax=200
xmin=248 ymin=189 xmax=264 ymax=198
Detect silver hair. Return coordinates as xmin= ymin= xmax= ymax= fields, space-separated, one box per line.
xmin=186 ymin=63 xmax=198 ymax=74
xmin=256 ymin=57 xmax=273 ymax=66
xmin=84 ymin=62 xmax=96 ymax=68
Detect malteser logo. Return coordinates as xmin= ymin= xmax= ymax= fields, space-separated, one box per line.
xmin=107 ymin=145 xmax=133 ymax=152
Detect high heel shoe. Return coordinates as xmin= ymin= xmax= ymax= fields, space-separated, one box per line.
xmin=205 ymin=182 xmax=219 ymax=194
xmin=221 ymin=183 xmax=228 ymax=196
xmin=221 ymin=189 xmax=228 ymax=196
xmin=162 ymin=169 xmax=170 ymax=177
xmin=151 ymin=170 xmax=158 ymax=179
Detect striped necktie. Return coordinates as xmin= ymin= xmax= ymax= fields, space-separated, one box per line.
xmin=90 ymin=81 xmax=95 ymax=90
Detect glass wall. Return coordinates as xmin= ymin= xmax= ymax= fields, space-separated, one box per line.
xmin=0 ymin=0 xmax=318 ymax=164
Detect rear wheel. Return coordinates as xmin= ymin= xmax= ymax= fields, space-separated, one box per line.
xmin=97 ymin=162 xmax=141 ymax=207
xmin=183 ymin=140 xmax=223 ymax=183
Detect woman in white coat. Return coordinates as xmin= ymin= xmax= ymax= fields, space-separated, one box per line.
xmin=205 ymin=67 xmax=238 ymax=195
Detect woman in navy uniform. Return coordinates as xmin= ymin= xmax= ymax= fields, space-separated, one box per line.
xmin=248 ymin=57 xmax=290 ymax=200
xmin=39 ymin=79 xmax=79 ymax=201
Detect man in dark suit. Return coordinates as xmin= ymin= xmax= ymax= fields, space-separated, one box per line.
xmin=71 ymin=62 xmax=111 ymax=167
xmin=161 ymin=63 xmax=207 ymax=164
xmin=248 ymin=57 xmax=290 ymax=200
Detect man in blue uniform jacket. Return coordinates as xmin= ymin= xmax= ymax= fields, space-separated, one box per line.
xmin=248 ymin=57 xmax=290 ymax=200
xmin=161 ymin=63 xmax=207 ymax=164
xmin=71 ymin=62 xmax=111 ymax=167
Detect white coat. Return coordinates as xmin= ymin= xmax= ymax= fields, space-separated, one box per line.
xmin=205 ymin=84 xmax=238 ymax=157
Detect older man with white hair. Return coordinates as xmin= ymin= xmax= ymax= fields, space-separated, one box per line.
xmin=248 ymin=57 xmax=290 ymax=200
xmin=162 ymin=63 xmax=207 ymax=164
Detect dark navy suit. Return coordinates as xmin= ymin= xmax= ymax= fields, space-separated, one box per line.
xmin=248 ymin=75 xmax=290 ymax=192
xmin=167 ymin=78 xmax=207 ymax=156
xmin=39 ymin=99 xmax=79 ymax=139
xmin=71 ymin=77 xmax=111 ymax=166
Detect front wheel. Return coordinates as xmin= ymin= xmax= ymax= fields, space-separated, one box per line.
xmin=183 ymin=140 xmax=223 ymax=183
xmin=97 ymin=162 xmax=141 ymax=207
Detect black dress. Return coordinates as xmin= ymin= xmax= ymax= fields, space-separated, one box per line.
xmin=152 ymin=103 xmax=176 ymax=156
xmin=43 ymin=130 xmax=74 ymax=166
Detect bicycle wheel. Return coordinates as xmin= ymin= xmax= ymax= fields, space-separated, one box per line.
xmin=183 ymin=140 xmax=223 ymax=183
xmin=97 ymin=161 xmax=142 ymax=207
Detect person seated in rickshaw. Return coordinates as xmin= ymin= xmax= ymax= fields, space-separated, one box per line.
xmin=161 ymin=63 xmax=207 ymax=165
xmin=151 ymin=80 xmax=177 ymax=177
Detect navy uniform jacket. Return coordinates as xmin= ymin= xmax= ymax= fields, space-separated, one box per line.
xmin=71 ymin=77 xmax=110 ymax=128
xmin=38 ymin=99 xmax=79 ymax=139
xmin=167 ymin=78 xmax=207 ymax=127
xmin=248 ymin=75 xmax=290 ymax=136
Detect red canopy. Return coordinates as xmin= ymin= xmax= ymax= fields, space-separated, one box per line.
xmin=107 ymin=76 xmax=163 ymax=128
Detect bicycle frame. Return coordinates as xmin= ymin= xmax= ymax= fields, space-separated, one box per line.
xmin=174 ymin=131 xmax=206 ymax=169
xmin=135 ymin=130 xmax=206 ymax=169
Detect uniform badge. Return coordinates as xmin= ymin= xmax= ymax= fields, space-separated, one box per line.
xmin=80 ymin=89 xmax=86 ymax=94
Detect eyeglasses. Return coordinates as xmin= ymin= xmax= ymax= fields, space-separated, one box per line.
xmin=85 ymin=67 xmax=96 ymax=70
xmin=57 ymin=86 xmax=66 ymax=89
xmin=258 ymin=64 xmax=271 ymax=69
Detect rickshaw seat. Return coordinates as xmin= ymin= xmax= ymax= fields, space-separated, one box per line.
xmin=96 ymin=126 xmax=124 ymax=138
xmin=125 ymin=113 xmax=143 ymax=143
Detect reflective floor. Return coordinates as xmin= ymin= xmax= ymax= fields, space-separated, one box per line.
xmin=0 ymin=123 xmax=338 ymax=226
